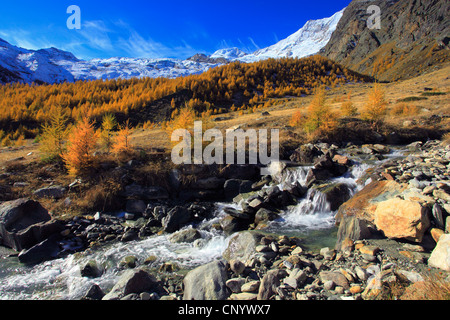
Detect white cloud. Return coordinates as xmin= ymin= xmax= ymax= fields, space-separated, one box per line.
xmin=78 ymin=20 xmax=114 ymax=52
xmin=248 ymin=37 xmax=260 ymax=50
xmin=217 ymin=39 xmax=231 ymax=50
xmin=0 ymin=20 xmax=199 ymax=60
xmin=0 ymin=29 xmax=55 ymax=50
xmin=273 ymin=33 xmax=280 ymax=43
xmin=115 ymin=23 xmax=197 ymax=59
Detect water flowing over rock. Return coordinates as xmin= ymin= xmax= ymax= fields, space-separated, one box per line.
xmin=2 ymin=139 xmax=449 ymax=301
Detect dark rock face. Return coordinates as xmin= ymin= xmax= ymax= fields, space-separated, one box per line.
xmin=321 ymin=0 xmax=450 ymax=81
xmin=161 ymin=206 xmax=192 ymax=233
xmin=305 ymin=154 xmax=348 ymax=187
xmin=0 ymin=199 xmax=53 ymax=251
xmin=290 ymin=144 xmax=324 ymax=164
xmin=18 ymin=235 xmax=61 ymax=264
xmin=314 ymin=183 xmax=352 ymax=212
xmin=33 ymin=186 xmax=66 ymax=199
xmin=102 ymin=268 xmax=160 ymax=300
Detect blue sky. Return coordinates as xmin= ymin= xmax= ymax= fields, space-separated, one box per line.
xmin=0 ymin=0 xmax=351 ymax=60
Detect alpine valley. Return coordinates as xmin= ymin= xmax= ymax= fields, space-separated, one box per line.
xmin=0 ymin=0 xmax=449 ymax=303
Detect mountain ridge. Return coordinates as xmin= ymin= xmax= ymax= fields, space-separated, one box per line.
xmin=321 ymin=0 xmax=450 ymax=81
xmin=0 ymin=8 xmax=346 ymax=84
xmin=239 ymin=8 xmax=345 ymax=62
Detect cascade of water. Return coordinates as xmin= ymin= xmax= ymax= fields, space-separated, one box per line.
xmin=269 ymin=160 xmax=372 ymax=233
xmin=279 ymin=189 xmax=334 ymax=229
xmin=277 ymin=166 xmax=312 ymax=190
xmin=0 ymin=149 xmax=405 ymax=300
xmin=0 ymin=204 xmax=233 ymax=300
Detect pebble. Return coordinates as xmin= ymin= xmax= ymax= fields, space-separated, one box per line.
xmin=241 ymin=280 xmax=260 ymax=293
xmin=359 ymin=245 xmax=380 ymax=256
xmin=349 ymin=285 xmax=363 ymax=294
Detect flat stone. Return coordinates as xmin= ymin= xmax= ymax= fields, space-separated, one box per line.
xmin=319 ymin=271 xmax=349 ymax=289
xmin=359 ymin=245 xmax=380 ymax=256
xmin=229 ymin=292 xmax=258 ymax=300
xmin=226 ymin=278 xmax=246 ymax=293
xmin=241 ymin=280 xmax=260 ymax=293
xmin=373 ymin=198 xmax=430 ymax=242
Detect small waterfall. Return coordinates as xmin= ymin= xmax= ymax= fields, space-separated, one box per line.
xmin=269 ymin=160 xmax=372 ymax=233
xmin=277 ymin=189 xmax=335 ymax=230
xmin=332 ymin=161 xmax=372 ymax=194
xmin=277 ymin=166 xmax=312 ymax=189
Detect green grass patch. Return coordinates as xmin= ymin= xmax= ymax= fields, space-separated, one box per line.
xmin=397 ymin=96 xmax=428 ymax=102
xmin=421 ymin=92 xmax=446 ymax=96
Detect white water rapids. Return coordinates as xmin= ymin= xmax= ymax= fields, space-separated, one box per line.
xmin=0 ymin=150 xmax=403 ymax=300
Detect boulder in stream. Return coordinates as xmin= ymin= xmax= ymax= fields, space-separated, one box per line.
xmin=183 ymin=260 xmax=229 ymax=300
xmin=18 ymin=235 xmax=61 ymax=265
xmin=162 ymin=206 xmax=192 ymax=233
xmin=0 ymin=198 xmax=61 ymax=251
xmin=103 ymin=268 xmax=159 ymax=300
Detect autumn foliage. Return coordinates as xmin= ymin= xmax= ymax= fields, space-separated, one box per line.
xmin=0 ymin=56 xmax=371 ymax=141
xmin=39 ymin=107 xmax=71 ymax=160
xmin=304 ymin=86 xmax=338 ymax=137
xmin=362 ymin=83 xmax=388 ymax=127
xmin=62 ymin=117 xmax=98 ymax=176
xmin=288 ymin=86 xmax=338 ymax=140
xmin=99 ymin=113 xmax=117 ymax=153
xmin=340 ymin=92 xmax=358 ymax=117
xmin=289 ymin=110 xmax=305 ymax=127
xmin=111 ymin=120 xmax=133 ymax=158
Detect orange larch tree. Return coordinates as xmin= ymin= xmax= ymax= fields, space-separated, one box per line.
xmin=111 ymin=120 xmax=133 ymax=158
xmin=62 ymin=117 xmax=98 ymax=176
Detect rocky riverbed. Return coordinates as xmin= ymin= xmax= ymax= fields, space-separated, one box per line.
xmin=0 ymin=139 xmax=449 ymax=300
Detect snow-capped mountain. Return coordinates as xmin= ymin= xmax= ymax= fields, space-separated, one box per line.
xmin=0 ymin=8 xmax=345 ymax=84
xmin=235 ymin=8 xmax=345 ymax=63
xmin=0 ymin=37 xmax=220 ymax=84
xmin=57 ymin=57 xmax=221 ymax=81
xmin=210 ymin=47 xmax=248 ymax=61
xmin=0 ymin=38 xmax=76 ymax=84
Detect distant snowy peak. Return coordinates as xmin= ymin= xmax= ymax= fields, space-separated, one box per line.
xmin=238 ymin=8 xmax=345 ymax=62
xmin=0 ymin=37 xmax=220 ymax=84
xmin=60 ymin=57 xmax=221 ymax=81
xmin=0 ymin=38 xmax=76 ymax=84
xmin=36 ymin=47 xmax=80 ymax=63
xmin=210 ymin=47 xmax=248 ymax=60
